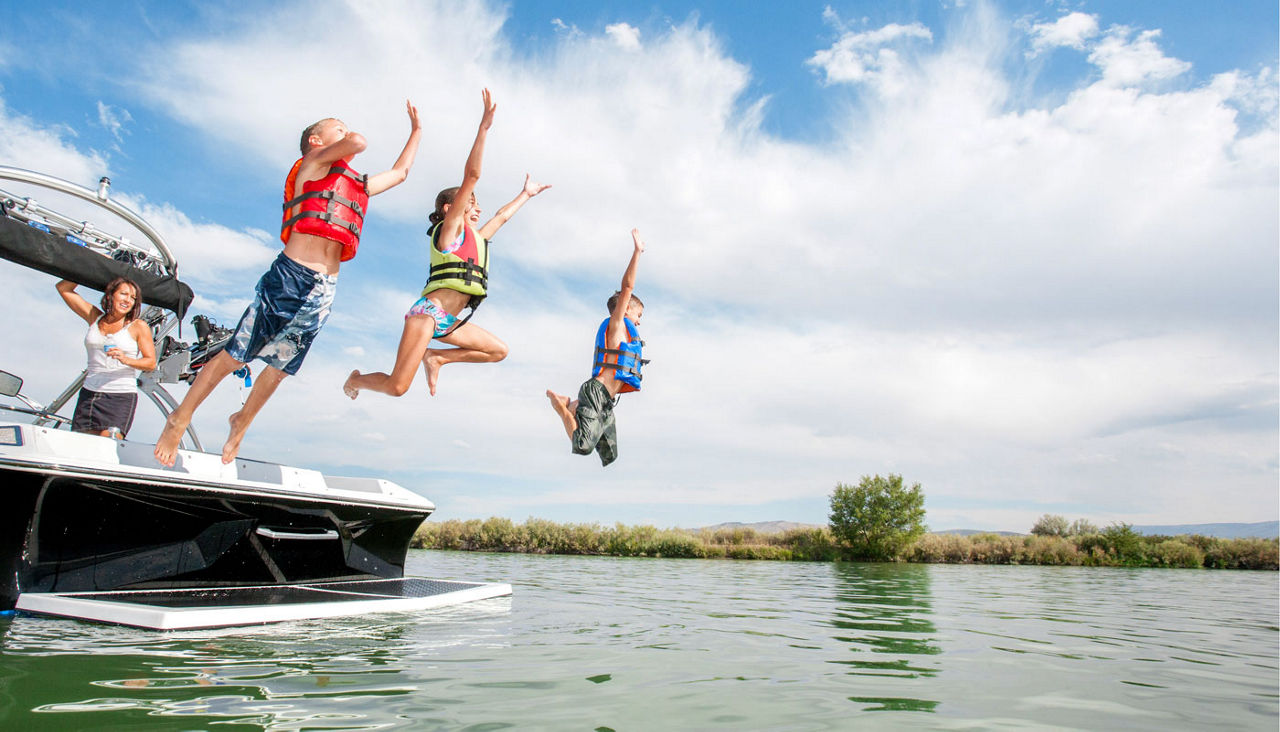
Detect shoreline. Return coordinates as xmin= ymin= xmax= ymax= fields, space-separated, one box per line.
xmin=411 ymin=518 xmax=1279 ymax=570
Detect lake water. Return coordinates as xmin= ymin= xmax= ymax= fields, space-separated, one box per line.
xmin=1 ymin=551 xmax=1276 ymax=730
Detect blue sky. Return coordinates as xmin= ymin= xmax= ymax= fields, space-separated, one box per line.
xmin=0 ymin=0 xmax=1276 ymax=532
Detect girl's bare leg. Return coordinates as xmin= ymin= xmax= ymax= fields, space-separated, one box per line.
xmin=344 ymin=316 xmax=436 ymax=399
xmin=422 ymin=321 xmax=508 ymax=395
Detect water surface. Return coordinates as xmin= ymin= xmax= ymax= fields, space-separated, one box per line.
xmin=1 ymin=551 xmax=1276 ymax=729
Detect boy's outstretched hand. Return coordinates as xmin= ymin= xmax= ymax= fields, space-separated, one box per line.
xmin=631 ymin=228 xmax=645 ymax=254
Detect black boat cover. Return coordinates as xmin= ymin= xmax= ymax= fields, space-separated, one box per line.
xmin=0 ymin=215 xmax=193 ymax=317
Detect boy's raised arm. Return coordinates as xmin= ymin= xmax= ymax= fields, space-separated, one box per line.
xmin=607 ymin=229 xmax=645 ymax=339
xmin=367 ymin=100 xmax=423 ymax=196
xmin=309 ymin=131 xmax=366 ymax=168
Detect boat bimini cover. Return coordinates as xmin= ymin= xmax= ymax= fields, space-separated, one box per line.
xmin=0 ymin=215 xmax=194 ymax=317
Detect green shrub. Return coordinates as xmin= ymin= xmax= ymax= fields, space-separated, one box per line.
xmin=1189 ymin=536 xmax=1279 ymax=570
xmin=780 ymin=527 xmax=839 ymax=561
xmin=829 ymin=475 xmax=927 ymax=560
xmin=1101 ymin=523 xmax=1143 ymax=564
xmin=906 ymin=533 xmax=972 ymax=563
xmin=1147 ymin=539 xmax=1204 ymax=568
xmin=1023 ymin=535 xmax=1083 ymax=565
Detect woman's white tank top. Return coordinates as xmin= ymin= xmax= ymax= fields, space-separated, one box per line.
xmin=84 ymin=318 xmax=140 ymax=393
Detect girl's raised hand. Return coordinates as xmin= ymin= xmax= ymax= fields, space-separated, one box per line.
xmin=631 ymin=228 xmax=645 ymax=254
xmin=523 ymin=174 xmax=552 ymax=197
xmin=405 ymin=99 xmax=420 ymax=132
xmin=479 ymin=88 xmax=497 ymax=130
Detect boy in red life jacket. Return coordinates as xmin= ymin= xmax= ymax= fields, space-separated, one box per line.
xmin=154 ymin=102 xmax=422 ymax=467
xmin=546 ymin=229 xmax=647 ymax=467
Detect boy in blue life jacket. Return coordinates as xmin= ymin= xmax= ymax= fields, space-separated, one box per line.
xmin=546 ymin=228 xmax=647 ymax=467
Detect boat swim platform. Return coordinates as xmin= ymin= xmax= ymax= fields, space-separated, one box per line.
xmin=14 ymin=577 xmax=512 ymax=630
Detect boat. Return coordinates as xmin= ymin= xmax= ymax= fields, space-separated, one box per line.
xmin=0 ymin=166 xmax=509 ymax=629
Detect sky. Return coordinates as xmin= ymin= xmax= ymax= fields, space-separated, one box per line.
xmin=0 ymin=0 xmax=1275 ymax=533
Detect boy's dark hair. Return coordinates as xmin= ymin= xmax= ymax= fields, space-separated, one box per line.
xmin=299 ymin=118 xmax=333 ymax=156
xmin=428 ymin=187 xmax=461 ymax=225
xmin=607 ymin=291 xmax=644 ymax=313
xmin=100 ymin=277 xmax=143 ymax=321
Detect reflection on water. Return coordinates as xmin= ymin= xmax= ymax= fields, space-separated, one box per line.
xmin=0 ymin=553 xmax=1276 ymax=730
xmin=829 ymin=563 xmax=940 ymax=713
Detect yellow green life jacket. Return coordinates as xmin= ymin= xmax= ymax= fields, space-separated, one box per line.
xmin=422 ymin=222 xmax=488 ymax=299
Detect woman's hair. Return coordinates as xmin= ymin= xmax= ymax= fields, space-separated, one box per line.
xmin=607 ymin=291 xmax=644 ymax=313
xmin=100 ymin=277 xmax=143 ymax=321
xmin=428 ymin=186 xmax=462 ymax=225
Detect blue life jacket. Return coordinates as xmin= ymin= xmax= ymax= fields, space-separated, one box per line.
xmin=592 ymin=317 xmax=647 ymax=393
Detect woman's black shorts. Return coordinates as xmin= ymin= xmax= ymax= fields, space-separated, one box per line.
xmin=71 ymin=387 xmax=138 ymax=436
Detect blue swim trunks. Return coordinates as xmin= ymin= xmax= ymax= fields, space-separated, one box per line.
xmin=225 ymin=253 xmax=337 ymax=375
xmin=405 ymin=295 xmax=459 ymax=338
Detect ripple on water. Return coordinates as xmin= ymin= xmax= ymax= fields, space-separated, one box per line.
xmin=0 ymin=553 xmax=1275 ymax=730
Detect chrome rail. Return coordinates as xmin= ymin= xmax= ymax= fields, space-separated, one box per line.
xmin=0 ymin=165 xmax=178 ymax=276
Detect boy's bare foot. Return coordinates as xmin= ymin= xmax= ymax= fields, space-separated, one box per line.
xmin=221 ymin=411 xmax=248 ymax=465
xmin=154 ymin=414 xmax=186 ymax=467
xmin=343 ymin=370 xmax=361 ymax=400
xmin=547 ymin=390 xmax=571 ymax=417
xmin=546 ymin=389 xmax=577 ymax=437
xmin=425 ymin=353 xmax=444 ymax=396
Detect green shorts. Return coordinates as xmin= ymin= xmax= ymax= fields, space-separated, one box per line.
xmin=572 ymin=378 xmax=618 ymax=466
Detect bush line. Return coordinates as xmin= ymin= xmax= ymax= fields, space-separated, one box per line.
xmin=411 ymin=518 xmax=1278 ymax=569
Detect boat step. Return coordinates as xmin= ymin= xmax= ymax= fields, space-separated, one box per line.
xmin=14 ymin=577 xmax=511 ymax=630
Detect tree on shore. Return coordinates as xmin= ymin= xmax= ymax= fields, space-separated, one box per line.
xmin=828 ymin=474 xmax=927 ymax=560
xmin=1031 ymin=514 xmax=1100 ymax=537
xmin=1031 ymin=514 xmax=1069 ymax=537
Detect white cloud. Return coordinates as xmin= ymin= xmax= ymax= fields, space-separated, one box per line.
xmin=0 ymin=0 xmax=1274 ymax=531
xmin=605 ymin=22 xmax=642 ymax=51
xmin=0 ymin=98 xmax=107 ymax=185
xmin=96 ymin=101 xmax=133 ymax=143
xmin=1029 ymin=12 xmax=1099 ymax=54
xmin=807 ymin=20 xmax=933 ymax=88
xmin=1089 ymin=27 xmax=1191 ymax=87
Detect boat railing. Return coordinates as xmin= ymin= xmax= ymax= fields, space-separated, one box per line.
xmin=0 ymin=166 xmax=177 ymax=276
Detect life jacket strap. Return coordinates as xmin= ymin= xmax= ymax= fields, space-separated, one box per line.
xmin=332 ymin=165 xmax=369 ymax=193
xmin=283 ymin=190 xmax=366 ymax=219
xmin=427 ymin=259 xmax=488 ymax=289
xmin=593 ymin=352 xmax=645 ymax=380
xmin=283 ymin=209 xmax=361 ymax=236
xmin=594 ymin=347 xmax=650 ymax=364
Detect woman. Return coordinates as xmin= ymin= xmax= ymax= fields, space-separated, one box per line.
xmin=56 ymin=277 xmax=157 ymax=438
xmin=344 ymin=88 xmax=550 ymax=399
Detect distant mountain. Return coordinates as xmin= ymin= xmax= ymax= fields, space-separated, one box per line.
xmin=698 ymin=521 xmax=821 ymax=534
xmin=933 ymin=529 xmax=1022 ymax=537
xmin=1131 ymin=521 xmax=1278 ymax=539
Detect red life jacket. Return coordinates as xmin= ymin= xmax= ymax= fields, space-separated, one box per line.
xmin=280 ymin=158 xmax=369 ymax=262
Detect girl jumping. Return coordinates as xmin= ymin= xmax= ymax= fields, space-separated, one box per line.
xmin=344 ymin=89 xmax=549 ymax=399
